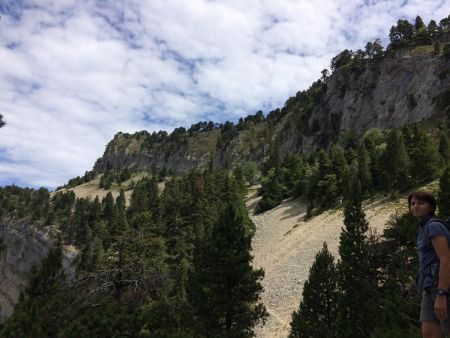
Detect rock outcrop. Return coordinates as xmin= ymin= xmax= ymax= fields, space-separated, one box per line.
xmin=0 ymin=220 xmax=75 ymax=321
xmin=93 ymin=43 xmax=450 ymax=175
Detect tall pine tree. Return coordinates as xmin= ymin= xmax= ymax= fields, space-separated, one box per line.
xmin=383 ymin=129 xmax=411 ymax=191
xmin=438 ymin=163 xmax=450 ymax=217
xmin=336 ymin=178 xmax=379 ymax=338
xmin=188 ymin=202 xmax=267 ymax=337
xmin=289 ymin=242 xmax=338 ymax=338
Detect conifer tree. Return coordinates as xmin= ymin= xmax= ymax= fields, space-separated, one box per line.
xmin=233 ymin=165 xmax=248 ymax=195
xmin=439 ymin=129 xmax=450 ymax=163
xmin=112 ymin=190 xmax=129 ymax=238
xmin=329 ymin=144 xmax=350 ymax=196
xmin=356 ymin=142 xmax=372 ymax=195
xmin=159 ymin=177 xmax=194 ymax=331
xmin=336 ymin=178 xmax=379 ymax=338
xmin=243 ymin=161 xmax=260 ymax=186
xmin=0 ymin=114 xmax=5 ymax=128
xmin=0 ymin=245 xmax=73 ymax=337
xmin=371 ymin=277 xmax=421 ymax=338
xmin=383 ymin=129 xmax=411 ymax=191
xmin=257 ymin=167 xmax=286 ymax=212
xmin=189 ymin=202 xmax=267 ymax=337
xmin=438 ymin=164 xmax=450 ymax=217
xmin=317 ymin=150 xmax=339 ymax=208
xmin=289 ymin=242 xmax=338 ymax=338
xmin=407 ymin=125 xmax=441 ymax=184
xmin=281 ymin=154 xmax=305 ymax=197
xmin=363 ymin=136 xmax=384 ymax=192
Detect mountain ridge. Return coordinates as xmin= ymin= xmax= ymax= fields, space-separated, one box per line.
xmin=88 ymin=40 xmax=449 ymax=181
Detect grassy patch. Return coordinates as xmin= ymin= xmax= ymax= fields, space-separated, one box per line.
xmin=409 ymin=45 xmax=434 ymax=56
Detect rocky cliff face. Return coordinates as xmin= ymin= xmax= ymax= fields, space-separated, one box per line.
xmin=0 ymin=220 xmax=75 ymax=321
xmin=94 ymin=43 xmax=450 ymax=174
xmin=299 ymin=46 xmax=450 ymax=153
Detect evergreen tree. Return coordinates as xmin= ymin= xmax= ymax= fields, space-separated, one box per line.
xmin=363 ymin=135 xmax=384 ymax=191
xmin=336 ymin=179 xmax=379 ymax=338
xmin=438 ymin=164 xmax=450 ymax=217
xmin=383 ymin=129 xmax=411 ymax=191
xmin=289 ymin=242 xmax=338 ymax=338
xmin=329 ymin=144 xmax=350 ymax=196
xmin=112 ymin=190 xmax=129 ymax=238
xmin=316 ymin=150 xmax=339 ymax=208
xmin=189 ymin=202 xmax=267 ymax=337
xmin=243 ymin=161 xmax=260 ymax=186
xmin=281 ymin=154 xmax=305 ymax=197
xmin=0 ymin=246 xmax=74 ymax=337
xmin=356 ymin=141 xmax=372 ymax=195
xmin=373 ymin=212 xmax=421 ymax=337
xmin=304 ymin=161 xmax=319 ymax=215
xmin=0 ymin=114 xmax=5 ymax=128
xmin=414 ymin=16 xmax=425 ymax=31
xmin=439 ymin=129 xmax=450 ymax=163
xmin=371 ymin=277 xmax=421 ymax=338
xmin=257 ymin=167 xmax=286 ymax=212
xmin=233 ymin=165 xmax=248 ymax=195
xmin=407 ymin=125 xmax=441 ymax=184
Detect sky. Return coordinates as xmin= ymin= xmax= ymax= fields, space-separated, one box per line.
xmin=0 ymin=0 xmax=449 ymax=190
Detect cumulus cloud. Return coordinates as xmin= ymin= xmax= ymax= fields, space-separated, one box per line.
xmin=0 ymin=0 xmax=449 ymax=189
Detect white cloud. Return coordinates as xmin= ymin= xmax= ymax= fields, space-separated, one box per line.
xmin=0 ymin=0 xmax=448 ymax=189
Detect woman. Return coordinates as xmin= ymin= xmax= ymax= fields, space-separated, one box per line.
xmin=409 ymin=191 xmax=450 ymax=338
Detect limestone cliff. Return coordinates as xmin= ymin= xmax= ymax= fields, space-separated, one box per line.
xmin=0 ymin=220 xmax=75 ymax=321
xmin=93 ymin=42 xmax=450 ymax=174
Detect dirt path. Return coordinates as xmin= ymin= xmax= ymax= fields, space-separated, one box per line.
xmin=247 ymin=193 xmax=408 ymax=338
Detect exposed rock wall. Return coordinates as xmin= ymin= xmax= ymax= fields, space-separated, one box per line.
xmin=301 ymin=48 xmax=450 ymax=153
xmin=94 ymin=44 xmax=450 ymax=174
xmin=0 ymin=220 xmax=74 ymax=321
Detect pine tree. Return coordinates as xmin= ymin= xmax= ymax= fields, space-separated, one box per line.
xmin=243 ymin=161 xmax=260 ymax=186
xmin=356 ymin=142 xmax=372 ymax=195
xmin=336 ymin=179 xmax=379 ymax=338
xmin=257 ymin=167 xmax=286 ymax=212
xmin=407 ymin=125 xmax=441 ymax=184
xmin=329 ymin=144 xmax=350 ymax=196
xmin=112 ymin=190 xmax=129 ymax=239
xmin=289 ymin=242 xmax=338 ymax=338
xmin=281 ymin=154 xmax=305 ymax=197
xmin=189 ymin=202 xmax=267 ymax=337
xmin=438 ymin=164 xmax=450 ymax=217
xmin=316 ymin=150 xmax=339 ymax=208
xmin=383 ymin=129 xmax=411 ymax=191
xmin=233 ymin=165 xmax=248 ymax=195
xmin=439 ymin=129 xmax=450 ymax=163
xmin=0 ymin=245 xmax=73 ymax=337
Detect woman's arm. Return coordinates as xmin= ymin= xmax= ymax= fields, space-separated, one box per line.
xmin=432 ymin=235 xmax=450 ymax=320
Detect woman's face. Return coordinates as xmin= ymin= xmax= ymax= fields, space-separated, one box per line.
xmin=410 ymin=197 xmax=433 ymax=220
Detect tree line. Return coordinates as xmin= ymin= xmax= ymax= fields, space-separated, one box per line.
xmin=257 ymin=124 xmax=449 ymax=214
xmin=0 ymin=169 xmax=266 ymax=337
xmin=289 ymin=161 xmax=450 ymax=338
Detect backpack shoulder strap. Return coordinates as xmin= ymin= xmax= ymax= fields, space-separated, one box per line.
xmin=427 ymin=217 xmax=450 ymax=245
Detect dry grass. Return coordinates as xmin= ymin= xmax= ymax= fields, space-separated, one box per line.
xmin=52 ymin=171 xmax=156 ymax=205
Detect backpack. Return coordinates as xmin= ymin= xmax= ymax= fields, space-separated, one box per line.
xmin=429 ymin=217 xmax=450 ymax=237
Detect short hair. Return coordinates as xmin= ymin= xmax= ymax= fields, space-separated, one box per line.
xmin=407 ymin=191 xmax=437 ymax=216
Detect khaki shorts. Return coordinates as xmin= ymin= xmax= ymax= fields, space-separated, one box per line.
xmin=421 ymin=289 xmax=450 ymax=332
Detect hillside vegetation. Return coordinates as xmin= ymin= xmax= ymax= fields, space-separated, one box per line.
xmin=1 ymin=14 xmax=450 ymax=338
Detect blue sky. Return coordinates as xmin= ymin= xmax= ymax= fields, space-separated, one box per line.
xmin=0 ymin=0 xmax=449 ymax=189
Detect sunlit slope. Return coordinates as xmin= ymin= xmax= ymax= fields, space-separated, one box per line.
xmin=247 ymin=186 xmax=430 ymax=338
xmin=53 ymin=172 xmax=165 ymax=205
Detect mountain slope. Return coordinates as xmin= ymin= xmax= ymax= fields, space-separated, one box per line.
xmin=247 ymin=190 xmax=413 ymax=338
xmin=91 ymin=41 xmax=450 ymax=177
